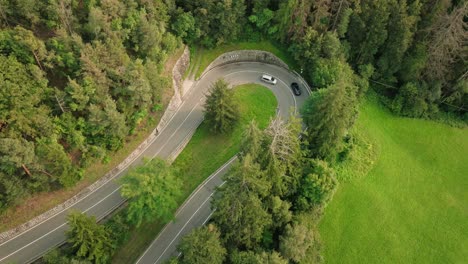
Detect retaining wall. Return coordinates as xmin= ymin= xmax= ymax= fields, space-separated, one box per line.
xmin=0 ymin=46 xmax=191 ymax=244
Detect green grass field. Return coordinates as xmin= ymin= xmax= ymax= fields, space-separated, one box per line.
xmin=319 ymin=97 xmax=468 ymax=263
xmin=194 ymin=41 xmax=296 ymax=79
xmin=112 ymin=84 xmax=277 ymax=263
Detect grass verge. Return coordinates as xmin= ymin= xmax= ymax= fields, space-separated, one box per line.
xmin=319 ymin=96 xmax=468 ymax=263
xmin=112 ymin=84 xmax=278 ymax=263
xmin=195 ymin=41 xmax=296 ymax=79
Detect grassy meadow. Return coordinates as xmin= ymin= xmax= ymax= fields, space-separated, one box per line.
xmin=319 ymin=97 xmax=468 ymax=263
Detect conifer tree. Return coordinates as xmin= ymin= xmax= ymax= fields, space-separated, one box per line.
xmin=66 ymin=211 xmax=113 ymax=263
xmin=203 ymin=79 xmax=239 ymax=134
xmin=301 ymin=64 xmax=358 ymax=161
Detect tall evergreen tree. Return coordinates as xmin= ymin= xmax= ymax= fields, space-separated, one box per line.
xmin=301 ymin=63 xmax=358 ymax=161
xmin=212 ymin=155 xmax=272 ymax=249
xmin=203 ymin=79 xmax=239 ymax=134
xmin=347 ymin=0 xmax=391 ymax=65
xmin=66 ymin=211 xmax=113 ymax=263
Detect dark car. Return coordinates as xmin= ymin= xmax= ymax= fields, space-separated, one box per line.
xmin=291 ymin=82 xmax=301 ymax=96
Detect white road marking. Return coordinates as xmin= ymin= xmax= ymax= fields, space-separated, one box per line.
xmin=202 ymin=211 xmax=215 ymax=226
xmin=0 ymin=62 xmax=308 ymax=263
xmin=0 ymin=100 xmax=190 ymax=247
xmin=152 ymin=194 xmax=213 ymax=264
xmin=136 ymin=157 xmax=236 ymax=264
xmin=0 ymin=187 xmax=121 ymax=262
xmin=223 ymin=70 xmax=297 ymax=113
xmin=152 ymin=102 xmax=201 ymax=158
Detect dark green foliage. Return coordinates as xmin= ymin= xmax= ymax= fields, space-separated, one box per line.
xmin=43 ymin=249 xmax=91 ymax=264
xmin=391 ymin=82 xmax=432 ymax=117
xmin=105 ymin=214 xmax=131 ymax=249
xmin=212 ymin=155 xmax=272 ymax=249
xmin=176 ymin=0 xmax=247 ymax=47
xmin=120 ymin=158 xmax=182 ymax=227
xmin=302 ymin=63 xmax=359 ymax=161
xmin=0 ymin=172 xmax=26 ymax=211
xmin=0 ymin=0 xmax=182 ymax=213
xmin=375 ymin=0 xmax=421 ymax=82
xmin=66 ymin=211 xmax=113 ymax=263
xmin=178 ymin=224 xmax=226 ymax=264
xmin=230 ymin=250 xmax=288 ymax=264
xmin=347 ymin=0 xmax=390 ymax=65
xmin=171 ymin=9 xmax=199 ymax=44
xmin=203 ymin=79 xmax=240 ymax=134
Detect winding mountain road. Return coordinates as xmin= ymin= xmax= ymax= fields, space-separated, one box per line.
xmin=136 ymin=63 xmax=310 ymax=264
xmin=0 ymin=62 xmax=309 ymax=264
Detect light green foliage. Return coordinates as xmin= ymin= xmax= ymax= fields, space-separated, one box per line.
xmin=120 ymin=158 xmax=181 ymax=227
xmin=249 ymin=8 xmax=277 ymax=35
xmin=336 ymin=7 xmax=353 ymax=38
xmin=36 ymin=137 xmax=81 ymax=188
xmin=0 ymin=26 xmax=48 ymax=66
xmin=320 ymin=97 xmax=468 ymax=263
xmin=171 ymin=9 xmax=199 ymax=44
xmin=203 ymin=79 xmax=240 ymax=134
xmin=43 ymin=249 xmax=91 ymax=264
xmin=66 ymin=211 xmax=113 ymax=263
xmin=296 ymin=159 xmax=338 ymax=210
xmin=87 ymin=97 xmax=128 ymax=151
xmin=268 ymin=196 xmax=293 ymax=229
xmin=256 ymin=251 xmax=288 ymax=264
xmin=310 ymin=58 xmax=343 ymax=88
xmin=178 ymin=224 xmax=226 ymax=264
xmin=279 ymin=222 xmax=315 ymax=263
xmin=0 ymin=55 xmax=52 ymax=139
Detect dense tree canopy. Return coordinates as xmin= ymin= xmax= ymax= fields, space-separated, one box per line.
xmin=66 ymin=211 xmax=113 ymax=263
xmin=0 ymin=0 xmax=179 ymax=212
xmin=120 ymin=158 xmax=181 ymax=227
xmin=177 ymin=224 xmax=226 ymax=264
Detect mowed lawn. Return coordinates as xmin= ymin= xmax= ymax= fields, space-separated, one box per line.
xmin=112 ymin=84 xmax=277 ymax=263
xmin=319 ymin=97 xmax=468 ymax=263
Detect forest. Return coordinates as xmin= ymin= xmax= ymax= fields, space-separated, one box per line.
xmin=0 ymin=0 xmax=466 ymax=263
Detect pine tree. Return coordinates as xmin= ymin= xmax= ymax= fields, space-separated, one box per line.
xmin=203 ymin=79 xmax=239 ymax=134
xmin=301 ymin=63 xmax=358 ymax=161
xmin=212 ymin=155 xmax=271 ymax=249
xmin=66 ymin=211 xmax=113 ymax=263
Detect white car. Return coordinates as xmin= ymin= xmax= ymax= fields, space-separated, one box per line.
xmin=261 ymin=74 xmax=277 ymax=85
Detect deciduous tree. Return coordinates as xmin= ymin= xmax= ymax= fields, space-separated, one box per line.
xmin=178 ymin=224 xmax=226 ymax=264
xmin=120 ymin=158 xmax=181 ymax=227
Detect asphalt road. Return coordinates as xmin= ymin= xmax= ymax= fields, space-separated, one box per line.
xmin=0 ymin=62 xmax=309 ymax=264
xmin=135 ymin=63 xmax=310 ymax=264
